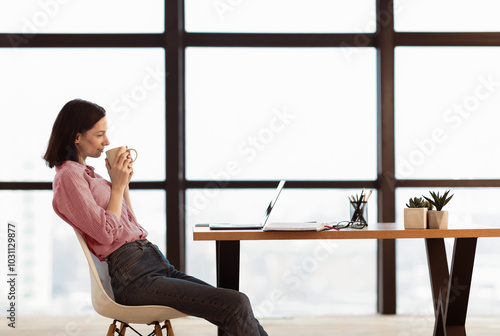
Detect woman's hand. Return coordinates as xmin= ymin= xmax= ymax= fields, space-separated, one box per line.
xmin=106 ymin=149 xmax=133 ymax=191
xmin=105 ymin=148 xmax=134 ymax=219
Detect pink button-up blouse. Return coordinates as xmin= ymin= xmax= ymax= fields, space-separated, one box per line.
xmin=52 ymin=160 xmax=148 ymax=260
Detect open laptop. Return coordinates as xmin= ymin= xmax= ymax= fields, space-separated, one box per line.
xmin=205 ymin=181 xmax=327 ymax=231
xmin=207 ymin=180 xmax=286 ymax=230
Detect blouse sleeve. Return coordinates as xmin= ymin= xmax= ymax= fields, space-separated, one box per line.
xmin=52 ymin=167 xmax=124 ymax=246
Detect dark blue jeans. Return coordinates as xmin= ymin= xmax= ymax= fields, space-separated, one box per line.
xmin=106 ymin=239 xmax=267 ymax=336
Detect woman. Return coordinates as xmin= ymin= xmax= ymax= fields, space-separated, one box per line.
xmin=44 ymin=99 xmax=268 ymax=336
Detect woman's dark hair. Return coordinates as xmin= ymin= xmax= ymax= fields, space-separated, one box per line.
xmin=44 ymin=99 xmax=106 ymax=168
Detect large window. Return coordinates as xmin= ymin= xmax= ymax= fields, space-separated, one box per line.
xmin=186 ymin=47 xmax=377 ymax=181
xmin=394 ymin=4 xmax=500 ymax=318
xmin=2 ymin=0 xmax=500 ymax=319
xmin=185 ymin=45 xmax=378 ymax=315
xmin=0 ymin=48 xmax=166 ymax=182
xmin=0 ymin=6 xmax=168 ymax=316
xmin=0 ymin=1 xmax=164 ymax=33
xmin=185 ymin=0 xmax=375 ymax=33
xmin=395 ymin=47 xmax=500 ymax=180
xmin=394 ymin=0 xmax=500 ymax=32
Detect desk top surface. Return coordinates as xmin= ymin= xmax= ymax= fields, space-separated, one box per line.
xmin=193 ymin=222 xmax=500 ymax=241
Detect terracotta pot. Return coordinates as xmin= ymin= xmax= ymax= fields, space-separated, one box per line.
xmin=428 ymin=210 xmax=448 ymax=229
xmin=404 ymin=208 xmax=428 ymax=229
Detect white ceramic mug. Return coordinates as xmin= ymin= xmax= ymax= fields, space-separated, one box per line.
xmin=105 ymin=146 xmax=138 ymax=167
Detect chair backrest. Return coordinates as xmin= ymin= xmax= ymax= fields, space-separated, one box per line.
xmin=74 ymin=229 xmax=120 ymax=315
xmin=90 ymin=250 xmax=115 ymax=299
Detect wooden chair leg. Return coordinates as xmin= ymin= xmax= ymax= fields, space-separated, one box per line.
xmin=118 ymin=322 xmax=127 ymax=336
xmin=164 ymin=320 xmax=175 ymax=336
xmin=154 ymin=322 xmax=163 ymax=336
xmin=107 ymin=322 xmax=116 ymax=336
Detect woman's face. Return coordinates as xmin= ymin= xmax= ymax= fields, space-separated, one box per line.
xmin=75 ymin=117 xmax=110 ymax=164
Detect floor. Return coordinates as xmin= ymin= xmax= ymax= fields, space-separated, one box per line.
xmin=2 ymin=314 xmax=500 ymax=336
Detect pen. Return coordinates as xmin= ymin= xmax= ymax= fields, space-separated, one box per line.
xmin=364 ymin=188 xmax=373 ymax=202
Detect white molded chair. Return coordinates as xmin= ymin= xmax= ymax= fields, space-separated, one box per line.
xmin=74 ymin=229 xmax=188 ymax=336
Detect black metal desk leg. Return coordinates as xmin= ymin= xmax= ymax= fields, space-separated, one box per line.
xmin=216 ymin=240 xmax=240 ymax=336
xmin=444 ymin=237 xmax=477 ymax=336
xmin=425 ymin=238 xmax=450 ymax=313
xmin=426 ymin=238 xmax=449 ymax=336
xmin=377 ymin=239 xmax=396 ymax=314
xmin=216 ymin=240 xmax=240 ymax=290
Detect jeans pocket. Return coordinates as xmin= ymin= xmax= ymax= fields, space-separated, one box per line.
xmin=108 ymin=243 xmax=145 ymax=281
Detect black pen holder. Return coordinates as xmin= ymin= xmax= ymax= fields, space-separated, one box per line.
xmin=350 ymin=201 xmax=368 ymax=224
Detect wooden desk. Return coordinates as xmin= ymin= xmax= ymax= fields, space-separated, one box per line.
xmin=193 ymin=222 xmax=500 ymax=336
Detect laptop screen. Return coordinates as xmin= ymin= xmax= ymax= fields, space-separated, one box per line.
xmin=259 ymin=180 xmax=286 ymax=225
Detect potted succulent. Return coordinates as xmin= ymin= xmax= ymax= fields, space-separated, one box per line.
xmin=404 ymin=197 xmax=432 ymax=229
xmin=424 ymin=190 xmax=454 ymax=229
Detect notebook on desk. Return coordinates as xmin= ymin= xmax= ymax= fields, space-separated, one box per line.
xmin=262 ymin=221 xmax=326 ymax=231
xmin=205 ymin=180 xmax=327 ymax=231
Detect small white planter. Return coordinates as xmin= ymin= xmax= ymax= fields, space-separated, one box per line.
xmin=404 ymin=208 xmax=428 ymax=229
xmin=428 ymin=210 xmax=448 ymax=229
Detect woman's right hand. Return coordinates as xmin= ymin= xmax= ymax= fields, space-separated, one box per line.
xmin=105 ymin=149 xmax=133 ymax=192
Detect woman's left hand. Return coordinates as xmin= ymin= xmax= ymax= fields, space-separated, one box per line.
xmin=125 ymin=148 xmax=134 ymax=183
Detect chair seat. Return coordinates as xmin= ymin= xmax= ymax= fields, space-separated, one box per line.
xmin=95 ymin=300 xmax=188 ymax=325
